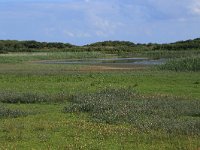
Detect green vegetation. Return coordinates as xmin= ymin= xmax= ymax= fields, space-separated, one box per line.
xmin=0 ymin=105 xmax=28 ymax=118
xmin=0 ymin=38 xmax=200 ymax=149
xmin=0 ymin=91 xmax=70 ymax=104
xmin=159 ymin=57 xmax=200 ymax=72
xmin=1 ymin=104 xmax=199 ymax=149
xmin=0 ymin=52 xmax=106 ymax=63
xmin=0 ymin=40 xmax=74 ymax=53
xmin=87 ymin=38 xmax=200 ymax=51
xmin=1 ymin=38 xmax=200 ymax=56
xmin=153 ymin=38 xmax=200 ymax=51
xmin=0 ymin=71 xmax=199 ymax=98
xmin=64 ymin=89 xmax=200 ymax=135
xmin=0 ymin=92 xmax=49 ymax=104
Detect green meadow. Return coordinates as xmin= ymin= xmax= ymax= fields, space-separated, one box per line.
xmin=0 ymin=50 xmax=200 ymax=149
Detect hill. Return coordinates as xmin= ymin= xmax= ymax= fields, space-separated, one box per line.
xmin=0 ymin=38 xmax=200 ymax=53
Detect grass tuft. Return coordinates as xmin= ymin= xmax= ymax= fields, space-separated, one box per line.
xmin=0 ymin=91 xmax=71 ymax=104
xmin=0 ymin=105 xmax=28 ymax=118
xmin=0 ymin=92 xmax=48 ymax=104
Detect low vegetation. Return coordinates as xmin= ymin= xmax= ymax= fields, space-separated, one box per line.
xmin=0 ymin=91 xmax=70 ymax=104
xmin=0 ymin=105 xmax=27 ymax=118
xmin=0 ymin=92 xmax=48 ymax=104
xmin=0 ymin=38 xmax=200 ymax=149
xmin=0 ymin=52 xmax=106 ymax=63
xmin=64 ymin=89 xmax=200 ymax=136
xmin=159 ymin=57 xmax=200 ymax=71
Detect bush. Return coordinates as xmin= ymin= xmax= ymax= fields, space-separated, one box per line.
xmin=63 ymin=89 xmax=200 ymax=135
xmin=0 ymin=92 xmax=48 ymax=104
xmin=0 ymin=91 xmax=70 ymax=104
xmin=0 ymin=105 xmax=27 ymax=118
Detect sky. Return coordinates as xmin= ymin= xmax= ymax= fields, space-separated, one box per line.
xmin=0 ymin=0 xmax=200 ymax=45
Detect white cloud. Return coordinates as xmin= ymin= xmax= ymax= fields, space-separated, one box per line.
xmin=63 ymin=30 xmax=91 ymax=38
xmin=89 ymin=14 xmax=123 ymax=34
xmin=190 ymin=0 xmax=200 ymax=15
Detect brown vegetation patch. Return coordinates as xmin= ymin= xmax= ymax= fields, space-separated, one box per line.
xmin=78 ymin=64 xmax=147 ymax=72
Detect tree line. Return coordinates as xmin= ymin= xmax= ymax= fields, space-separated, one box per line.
xmin=0 ymin=40 xmax=74 ymax=53
xmin=0 ymin=38 xmax=200 ymax=53
xmin=87 ymin=39 xmax=200 ymax=51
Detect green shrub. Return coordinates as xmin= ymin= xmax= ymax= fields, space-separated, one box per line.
xmin=0 ymin=92 xmax=48 ymax=104
xmin=63 ymin=89 xmax=200 ymax=135
xmin=159 ymin=57 xmax=200 ymax=71
xmin=0 ymin=105 xmax=27 ymax=118
xmin=0 ymin=91 xmax=70 ymax=104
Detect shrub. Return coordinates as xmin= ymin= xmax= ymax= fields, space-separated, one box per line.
xmin=63 ymin=89 xmax=200 ymax=135
xmin=0 ymin=91 xmax=70 ymax=104
xmin=0 ymin=92 xmax=48 ymax=104
xmin=0 ymin=105 xmax=27 ymax=118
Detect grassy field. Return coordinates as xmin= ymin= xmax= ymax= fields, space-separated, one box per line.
xmin=0 ymin=52 xmax=108 ymax=63
xmin=0 ymin=52 xmax=200 ymax=149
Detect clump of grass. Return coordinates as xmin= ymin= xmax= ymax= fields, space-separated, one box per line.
xmin=63 ymin=89 xmax=200 ymax=135
xmin=0 ymin=105 xmax=27 ymax=118
xmin=0 ymin=92 xmax=49 ymax=104
xmin=158 ymin=57 xmax=200 ymax=71
xmin=0 ymin=91 xmax=70 ymax=104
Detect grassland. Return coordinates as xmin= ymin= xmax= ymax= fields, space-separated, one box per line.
xmin=0 ymin=52 xmax=108 ymax=63
xmin=0 ymin=51 xmax=199 ymax=149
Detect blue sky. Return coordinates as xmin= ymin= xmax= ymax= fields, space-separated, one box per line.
xmin=0 ymin=0 xmax=200 ymax=45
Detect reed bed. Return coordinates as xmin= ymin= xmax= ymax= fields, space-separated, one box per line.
xmin=159 ymin=57 xmax=200 ymax=71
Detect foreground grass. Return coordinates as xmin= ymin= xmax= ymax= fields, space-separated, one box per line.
xmin=0 ymin=104 xmax=199 ymax=149
xmin=64 ymin=89 xmax=200 ymax=135
xmin=0 ymin=69 xmax=199 ymax=149
xmin=0 ymin=52 xmax=200 ymax=149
